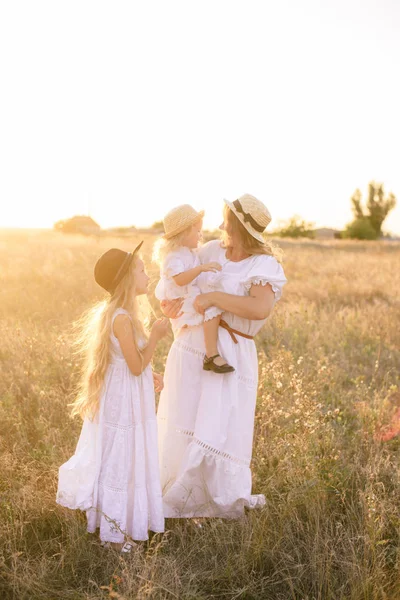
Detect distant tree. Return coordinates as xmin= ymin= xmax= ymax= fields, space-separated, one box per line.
xmin=342 ymin=218 xmax=377 ymax=240
xmin=273 ymin=215 xmax=316 ymax=239
xmin=151 ymin=220 xmax=164 ymax=230
xmin=350 ymin=189 xmax=364 ymax=220
xmin=366 ymin=182 xmax=396 ymax=237
xmin=54 ymin=219 xmax=66 ymax=231
xmin=53 ymin=216 xmax=100 ymax=234
xmin=347 ymin=181 xmax=396 ymax=239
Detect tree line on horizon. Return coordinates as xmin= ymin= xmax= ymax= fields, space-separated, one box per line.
xmin=272 ymin=181 xmax=397 ymax=240
xmin=53 ymin=181 xmax=397 ymax=240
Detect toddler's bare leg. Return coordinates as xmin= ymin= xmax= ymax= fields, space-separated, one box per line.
xmin=204 ymin=316 xmax=228 ymax=367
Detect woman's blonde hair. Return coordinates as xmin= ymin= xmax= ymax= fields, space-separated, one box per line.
xmin=70 ymin=256 xmax=150 ymax=420
xmin=222 ymin=204 xmax=283 ymax=262
xmin=152 ymin=221 xmax=200 ymax=267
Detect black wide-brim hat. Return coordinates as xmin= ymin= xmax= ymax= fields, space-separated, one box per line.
xmin=94 ymin=241 xmax=144 ymax=294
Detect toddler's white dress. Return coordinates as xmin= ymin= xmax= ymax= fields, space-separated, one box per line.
xmin=155 ymin=246 xmax=223 ymax=335
xmin=56 ymin=308 xmax=164 ymax=543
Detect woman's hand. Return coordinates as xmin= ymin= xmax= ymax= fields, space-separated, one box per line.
xmin=150 ymin=317 xmax=170 ymax=341
xmin=153 ymin=372 xmax=164 ymax=393
xmin=193 ymin=293 xmax=217 ymax=315
xmin=160 ymin=298 xmax=184 ymax=319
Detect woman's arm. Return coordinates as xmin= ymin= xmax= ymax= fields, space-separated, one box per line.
xmin=113 ymin=315 xmax=169 ymax=376
xmin=193 ymin=284 xmax=275 ymax=321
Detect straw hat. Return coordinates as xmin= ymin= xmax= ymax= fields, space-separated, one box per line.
xmin=94 ymin=241 xmax=143 ymax=294
xmin=163 ymin=204 xmax=205 ymax=239
xmin=223 ymin=194 xmax=272 ymax=243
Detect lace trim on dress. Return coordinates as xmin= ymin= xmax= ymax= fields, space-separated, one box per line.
xmin=172 ymin=332 xmax=257 ymax=388
xmin=237 ymin=373 xmax=257 ymax=388
xmin=170 ymin=342 xmax=257 ymax=387
xmin=103 ymin=418 xmax=156 ymax=431
xmin=175 ymin=428 xmax=250 ymax=467
xmin=174 ymin=340 xmax=205 ymax=357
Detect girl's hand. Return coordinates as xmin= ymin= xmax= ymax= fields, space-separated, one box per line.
xmin=160 ymin=299 xmax=184 ymax=319
xmin=153 ymin=372 xmax=164 ymax=393
xmin=151 ymin=317 xmax=170 ymax=340
xmin=201 ymin=262 xmax=222 ymax=273
xmin=193 ymin=293 xmax=215 ymax=315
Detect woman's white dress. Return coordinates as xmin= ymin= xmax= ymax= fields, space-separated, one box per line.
xmin=157 ymin=240 xmax=287 ymax=518
xmin=155 ymin=246 xmax=223 ymax=335
xmin=56 ymin=308 xmax=164 ymax=542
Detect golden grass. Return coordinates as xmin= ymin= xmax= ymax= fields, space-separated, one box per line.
xmin=1 ymin=230 xmax=400 ymax=599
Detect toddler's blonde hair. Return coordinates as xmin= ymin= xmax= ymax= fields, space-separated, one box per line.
xmin=152 ymin=222 xmax=199 ymax=267
xmin=70 ymin=256 xmax=151 ymax=419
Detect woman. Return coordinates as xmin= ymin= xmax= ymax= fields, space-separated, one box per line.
xmin=157 ymin=194 xmax=287 ymax=518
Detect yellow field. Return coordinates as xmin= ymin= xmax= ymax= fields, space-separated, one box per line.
xmin=1 ymin=230 xmax=400 ymax=599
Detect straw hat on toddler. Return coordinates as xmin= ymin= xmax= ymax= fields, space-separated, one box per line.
xmin=163 ymin=204 xmax=205 ymax=239
xmin=223 ymin=194 xmax=272 ymax=243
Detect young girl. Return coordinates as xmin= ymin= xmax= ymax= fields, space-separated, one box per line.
xmin=56 ymin=242 xmax=169 ymax=552
xmin=153 ymin=204 xmax=234 ymax=374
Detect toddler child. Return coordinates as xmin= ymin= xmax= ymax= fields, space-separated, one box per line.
xmin=154 ymin=204 xmax=234 ymax=374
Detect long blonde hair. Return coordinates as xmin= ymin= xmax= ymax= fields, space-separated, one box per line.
xmin=70 ymin=256 xmax=150 ymax=419
xmin=152 ymin=226 xmax=194 ymax=267
xmin=222 ymin=204 xmax=283 ymax=262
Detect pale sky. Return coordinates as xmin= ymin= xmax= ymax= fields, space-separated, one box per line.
xmin=1 ymin=0 xmax=400 ymax=233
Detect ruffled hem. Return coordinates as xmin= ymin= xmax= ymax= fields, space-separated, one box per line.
xmin=56 ymin=491 xmax=94 ymax=512
xmin=86 ymin=482 xmax=165 ymax=542
xmin=204 ymin=306 xmax=223 ymax=322
xmin=243 ymin=277 xmax=283 ymax=301
xmin=171 ymin=311 xmax=204 ymax=332
xmin=161 ymin=439 xmax=263 ymax=519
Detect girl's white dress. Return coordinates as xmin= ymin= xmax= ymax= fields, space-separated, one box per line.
xmin=56 ymin=308 xmax=164 ymax=542
xmin=155 ymin=246 xmax=223 ymax=335
xmin=157 ymin=240 xmax=287 ymax=518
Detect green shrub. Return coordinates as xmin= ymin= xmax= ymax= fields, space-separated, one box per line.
xmin=343 ymin=217 xmax=378 ymax=240
xmin=273 ymin=215 xmax=316 ymax=239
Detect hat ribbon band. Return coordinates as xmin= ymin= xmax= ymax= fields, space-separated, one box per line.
xmin=112 ymin=252 xmax=132 ymax=288
xmin=233 ymin=200 xmax=265 ymax=233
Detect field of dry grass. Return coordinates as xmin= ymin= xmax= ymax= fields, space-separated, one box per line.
xmin=1 ymin=229 xmax=400 ymax=599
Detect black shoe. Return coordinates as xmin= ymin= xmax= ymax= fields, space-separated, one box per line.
xmin=203 ymin=354 xmax=235 ymax=374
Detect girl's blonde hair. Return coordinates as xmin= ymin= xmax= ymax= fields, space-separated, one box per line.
xmin=152 ymin=222 xmax=199 ymax=267
xmin=222 ymin=204 xmax=283 ymax=262
xmin=70 ymin=256 xmax=150 ymax=419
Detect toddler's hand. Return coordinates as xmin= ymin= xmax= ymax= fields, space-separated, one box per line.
xmin=160 ymin=298 xmax=184 ymax=319
xmin=201 ymin=262 xmax=222 ymax=273
xmin=153 ymin=372 xmax=164 ymax=392
xmin=151 ymin=318 xmax=170 ymax=340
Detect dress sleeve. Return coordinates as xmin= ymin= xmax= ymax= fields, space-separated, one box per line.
xmin=242 ymin=255 xmax=287 ymax=301
xmin=163 ymin=253 xmax=186 ymax=278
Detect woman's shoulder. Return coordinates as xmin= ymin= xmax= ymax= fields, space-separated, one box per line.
xmin=242 ymin=254 xmax=287 ymax=297
xmin=242 ymin=253 xmax=287 ymax=281
xmin=250 ymin=253 xmax=282 ymax=270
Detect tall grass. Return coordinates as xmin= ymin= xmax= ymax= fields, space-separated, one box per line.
xmin=1 ymin=230 xmax=400 ymax=599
